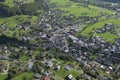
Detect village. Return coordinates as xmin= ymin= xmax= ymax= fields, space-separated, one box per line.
xmin=0 ymin=0 xmax=120 ymax=80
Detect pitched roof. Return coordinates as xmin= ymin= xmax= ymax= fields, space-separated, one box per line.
xmin=41 ymin=76 xmax=50 ymax=80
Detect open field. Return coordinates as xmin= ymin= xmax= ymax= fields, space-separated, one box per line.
xmin=11 ymin=72 xmax=34 ymax=80
xmin=0 ymin=15 xmax=37 ymax=37
xmin=0 ymin=15 xmax=37 ymax=27
xmin=51 ymin=0 xmax=114 ymax=17
xmin=0 ymin=74 xmax=7 ymax=80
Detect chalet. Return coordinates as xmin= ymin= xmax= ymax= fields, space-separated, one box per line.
xmin=81 ymin=74 xmax=92 ymax=80
xmin=0 ymin=54 xmax=9 ymax=60
xmin=67 ymin=74 xmax=73 ymax=80
xmin=41 ymin=76 xmax=50 ymax=80
xmin=65 ymin=66 xmax=71 ymax=71
xmin=54 ymin=65 xmax=61 ymax=70
xmin=116 ymin=9 xmax=120 ymax=12
xmin=43 ymin=60 xmax=53 ymax=68
xmin=34 ymin=73 xmax=41 ymax=79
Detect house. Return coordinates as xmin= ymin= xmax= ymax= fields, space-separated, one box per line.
xmin=54 ymin=65 xmax=61 ymax=70
xmin=100 ymin=65 xmax=106 ymax=69
xmin=45 ymin=23 xmax=51 ymax=28
xmin=68 ymin=34 xmax=78 ymax=43
xmin=27 ymin=62 xmax=34 ymax=70
xmin=67 ymin=74 xmax=73 ymax=80
xmin=43 ymin=71 xmax=52 ymax=76
xmin=116 ymin=9 xmax=120 ymax=12
xmin=43 ymin=60 xmax=53 ymax=68
xmin=81 ymin=74 xmax=92 ymax=80
xmin=65 ymin=66 xmax=71 ymax=71
xmin=34 ymin=73 xmax=41 ymax=79
xmin=0 ymin=54 xmax=9 ymax=60
xmin=98 ymin=74 xmax=106 ymax=80
xmin=41 ymin=76 xmax=50 ymax=80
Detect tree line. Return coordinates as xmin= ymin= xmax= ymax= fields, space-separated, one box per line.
xmin=0 ymin=1 xmax=48 ymax=17
xmin=0 ymin=0 xmax=5 ymax=2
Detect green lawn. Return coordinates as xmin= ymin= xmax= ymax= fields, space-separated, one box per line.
xmin=50 ymin=0 xmax=70 ymax=5
xmin=61 ymin=5 xmax=113 ymax=17
xmin=11 ymin=72 xmax=34 ymax=80
xmin=50 ymin=0 xmax=113 ymax=17
xmin=51 ymin=59 xmax=83 ymax=79
xmin=96 ymin=32 xmax=118 ymax=42
xmin=0 ymin=15 xmax=37 ymax=28
xmin=0 ymin=15 xmax=37 ymax=37
xmin=19 ymin=55 xmax=29 ymax=62
xmin=0 ymin=74 xmax=7 ymax=80
xmin=54 ymin=67 xmax=83 ymax=79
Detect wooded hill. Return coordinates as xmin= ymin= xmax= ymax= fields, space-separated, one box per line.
xmin=0 ymin=0 xmax=48 ymax=17
xmin=101 ymin=0 xmax=120 ymax=3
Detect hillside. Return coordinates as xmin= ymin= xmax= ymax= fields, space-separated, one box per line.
xmin=101 ymin=0 xmax=120 ymax=3
xmin=0 ymin=0 xmax=120 ymax=80
xmin=50 ymin=0 xmax=120 ymax=42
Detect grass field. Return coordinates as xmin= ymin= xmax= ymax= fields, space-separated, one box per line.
xmin=96 ymin=32 xmax=118 ymax=42
xmin=51 ymin=0 xmax=113 ymax=17
xmin=61 ymin=4 xmax=113 ymax=17
xmin=0 ymin=15 xmax=37 ymax=28
xmin=0 ymin=15 xmax=37 ymax=37
xmin=19 ymin=55 xmax=29 ymax=62
xmin=50 ymin=0 xmax=70 ymax=5
xmin=52 ymin=59 xmax=83 ymax=80
xmin=11 ymin=72 xmax=34 ymax=80
xmin=54 ymin=67 xmax=82 ymax=79
xmin=0 ymin=74 xmax=7 ymax=80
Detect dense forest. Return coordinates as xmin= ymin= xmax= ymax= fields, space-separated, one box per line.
xmin=0 ymin=0 xmax=5 ymax=2
xmin=101 ymin=0 xmax=120 ymax=3
xmin=0 ymin=1 xmax=47 ymax=17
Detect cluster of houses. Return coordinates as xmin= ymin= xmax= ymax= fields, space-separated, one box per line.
xmin=97 ymin=23 xmax=118 ymax=34
xmin=0 ymin=3 xmax=120 ymax=79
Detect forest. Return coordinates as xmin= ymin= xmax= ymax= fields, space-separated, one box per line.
xmin=0 ymin=1 xmax=47 ymax=17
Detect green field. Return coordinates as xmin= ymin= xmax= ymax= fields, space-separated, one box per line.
xmin=11 ymin=72 xmax=34 ymax=80
xmin=0 ymin=74 xmax=7 ymax=80
xmin=61 ymin=4 xmax=113 ymax=17
xmin=0 ymin=15 xmax=37 ymax=37
xmin=51 ymin=59 xmax=83 ymax=80
xmin=51 ymin=0 xmax=113 ymax=17
xmin=19 ymin=55 xmax=29 ymax=62
xmin=54 ymin=68 xmax=83 ymax=79
xmin=96 ymin=32 xmax=118 ymax=42
xmin=0 ymin=15 xmax=37 ymax=27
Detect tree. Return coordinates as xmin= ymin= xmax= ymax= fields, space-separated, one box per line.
xmin=0 ymin=0 xmax=6 ymax=2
